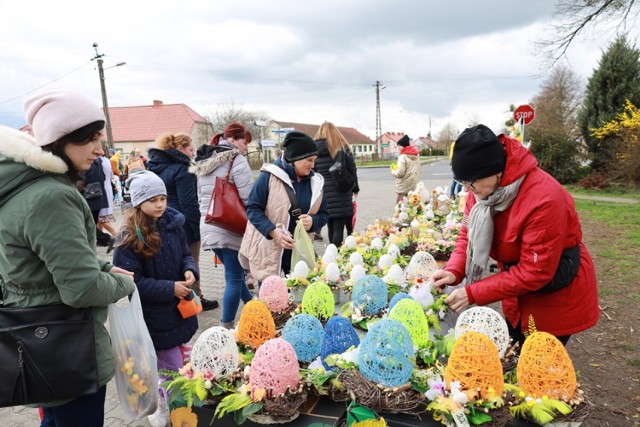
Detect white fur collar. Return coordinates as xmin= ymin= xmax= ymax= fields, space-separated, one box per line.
xmin=0 ymin=126 xmax=67 ymax=173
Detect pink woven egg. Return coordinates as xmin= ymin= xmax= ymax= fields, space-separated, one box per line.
xmin=259 ymin=275 xmax=289 ymax=313
xmin=250 ymin=338 xmax=300 ymax=397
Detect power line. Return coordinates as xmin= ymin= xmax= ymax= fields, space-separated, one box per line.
xmin=0 ymin=60 xmax=93 ymax=106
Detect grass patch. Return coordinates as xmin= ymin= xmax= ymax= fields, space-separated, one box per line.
xmin=618 ymin=343 xmax=637 ymax=352
xmin=627 ymin=359 xmax=640 ymax=368
xmin=565 ymin=185 xmax=640 ymax=199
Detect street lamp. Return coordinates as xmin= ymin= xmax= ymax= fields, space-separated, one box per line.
xmin=91 ymin=43 xmax=125 ymax=149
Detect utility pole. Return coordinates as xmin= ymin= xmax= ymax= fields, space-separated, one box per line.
xmin=374 ymin=80 xmax=385 ymax=157
xmin=91 ymin=43 xmax=114 ymax=149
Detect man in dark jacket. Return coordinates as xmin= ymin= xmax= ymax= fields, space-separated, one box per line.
xmin=83 ymin=157 xmax=113 ymax=251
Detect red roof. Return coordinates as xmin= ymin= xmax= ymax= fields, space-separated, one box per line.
xmin=109 ymin=100 xmax=206 ymax=142
xmin=273 ymin=121 xmax=375 ymax=145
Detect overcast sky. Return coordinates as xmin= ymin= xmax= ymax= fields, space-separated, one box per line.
xmin=1 ymin=1 xmax=636 ymax=141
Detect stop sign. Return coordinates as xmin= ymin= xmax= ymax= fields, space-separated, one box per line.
xmin=514 ymin=104 xmax=535 ymax=125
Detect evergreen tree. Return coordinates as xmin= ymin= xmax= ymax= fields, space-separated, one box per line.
xmin=578 ymin=35 xmax=640 ymax=170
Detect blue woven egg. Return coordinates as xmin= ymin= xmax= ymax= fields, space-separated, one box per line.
xmin=388 ymin=292 xmax=412 ymax=311
xmin=358 ymin=319 xmax=414 ymax=387
xmin=320 ymin=316 xmax=360 ymax=369
xmin=352 ymin=275 xmax=388 ymax=316
xmin=282 ymin=314 xmax=324 ymax=363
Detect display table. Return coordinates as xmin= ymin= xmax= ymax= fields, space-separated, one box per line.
xmin=191 ymin=396 xmax=539 ymax=427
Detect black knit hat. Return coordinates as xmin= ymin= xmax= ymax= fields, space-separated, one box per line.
xmin=283 ymin=131 xmax=318 ymax=162
xmin=397 ymin=135 xmax=410 ymax=147
xmin=451 ymin=124 xmax=506 ymax=181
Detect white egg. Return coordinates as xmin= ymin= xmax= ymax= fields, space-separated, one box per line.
xmin=398 ymin=211 xmax=409 ymax=221
xmin=349 ymin=252 xmax=364 ymax=266
xmin=344 ymin=235 xmax=357 ymax=250
xmin=378 ymin=254 xmax=393 ymax=269
xmin=350 ymin=264 xmax=366 ymax=282
xmin=387 ymin=244 xmax=400 ymax=258
xmin=322 ymin=252 xmax=336 ymax=264
xmin=293 ymin=260 xmax=309 ymax=279
xmin=386 ymin=264 xmax=405 ymax=285
xmin=325 ymin=244 xmax=338 ymax=256
xmin=325 ymin=263 xmax=341 ymax=282
xmin=410 ymin=219 xmax=420 ymax=228
xmin=371 ymin=237 xmax=383 ymax=250
xmin=425 ymin=209 xmax=435 ymax=219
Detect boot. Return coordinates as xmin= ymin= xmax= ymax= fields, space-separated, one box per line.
xmin=221 ymin=321 xmax=235 ymax=330
xmin=147 ymin=389 xmax=169 ymax=427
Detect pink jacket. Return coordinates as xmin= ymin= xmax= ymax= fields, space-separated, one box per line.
xmin=445 ymin=134 xmax=599 ymax=336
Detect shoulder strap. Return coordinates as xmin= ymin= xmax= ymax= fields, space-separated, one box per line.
xmin=283 ymin=183 xmax=301 ymax=219
xmin=225 ymin=155 xmax=237 ymax=181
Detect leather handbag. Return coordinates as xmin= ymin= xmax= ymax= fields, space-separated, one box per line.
xmin=177 ymin=290 xmax=203 ymax=319
xmin=0 ymin=304 xmax=99 ymax=407
xmin=204 ymin=155 xmax=248 ymax=234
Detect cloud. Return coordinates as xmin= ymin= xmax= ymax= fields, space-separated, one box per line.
xmin=1 ymin=0 xmax=637 ymax=140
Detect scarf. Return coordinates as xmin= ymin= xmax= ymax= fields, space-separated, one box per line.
xmin=464 ymin=175 xmax=526 ymax=284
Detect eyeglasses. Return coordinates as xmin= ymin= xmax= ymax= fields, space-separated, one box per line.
xmin=453 ymin=178 xmax=476 ymax=191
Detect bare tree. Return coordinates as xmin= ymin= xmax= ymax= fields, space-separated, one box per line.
xmin=540 ymin=0 xmax=640 ymax=63
xmin=435 ymin=122 xmax=459 ymax=152
xmin=203 ymin=100 xmax=270 ymax=142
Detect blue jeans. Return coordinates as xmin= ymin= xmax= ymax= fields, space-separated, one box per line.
xmin=213 ymin=248 xmax=253 ymax=323
xmin=450 ymin=180 xmax=462 ymax=197
xmin=40 ymin=385 xmax=107 ymax=427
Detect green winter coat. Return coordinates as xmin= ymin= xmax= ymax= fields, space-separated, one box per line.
xmin=0 ymin=126 xmax=135 ymax=404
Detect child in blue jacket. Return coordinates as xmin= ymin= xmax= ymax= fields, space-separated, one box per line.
xmin=113 ymin=170 xmax=198 ymax=426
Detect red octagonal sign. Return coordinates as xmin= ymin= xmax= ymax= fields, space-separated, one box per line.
xmin=514 ymin=104 xmax=535 ymax=125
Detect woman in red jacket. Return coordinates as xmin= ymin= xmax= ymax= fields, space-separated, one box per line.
xmin=430 ymin=124 xmax=599 ymax=345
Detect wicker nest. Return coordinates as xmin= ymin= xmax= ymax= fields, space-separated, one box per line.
xmin=310 ymin=377 xmax=350 ymax=402
xmin=248 ymin=385 xmax=308 ymax=424
xmin=338 ymin=369 xmax=424 ymax=415
xmin=271 ymin=302 xmax=297 ymax=329
xmin=551 ymin=399 xmax=590 ymax=424
xmin=501 ymin=341 xmax=520 ymax=373
xmin=480 ymin=404 xmax=512 ymax=427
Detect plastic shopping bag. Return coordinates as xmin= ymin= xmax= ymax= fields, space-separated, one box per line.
xmin=108 ymin=287 xmax=158 ymax=420
xmin=291 ymin=219 xmax=316 ymax=270
xmin=352 ymin=200 xmax=357 ymax=230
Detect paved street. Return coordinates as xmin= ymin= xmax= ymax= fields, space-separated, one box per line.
xmin=0 ymin=161 xmax=452 ymax=426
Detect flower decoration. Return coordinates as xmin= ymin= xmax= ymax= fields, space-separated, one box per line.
xmin=454 ymin=306 xmax=510 ymax=358
xmin=408 ymin=280 xmax=434 ymax=309
xmin=301 ymin=282 xmax=335 ymax=322
xmin=259 ymin=275 xmax=290 ymax=313
xmin=170 ymin=407 xmax=198 ymax=427
xmin=282 ymin=314 xmax=324 ymax=363
xmin=191 ymin=326 xmax=239 ymax=378
xmin=358 ymin=319 xmax=414 ymax=388
xmin=388 ymin=298 xmax=431 ymax=349
xmin=320 ymin=316 xmax=360 ymax=370
xmin=236 ymin=300 xmax=276 ymax=350
xmin=114 ymin=340 xmax=155 ymax=418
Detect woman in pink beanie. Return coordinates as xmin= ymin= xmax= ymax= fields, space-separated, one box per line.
xmin=0 ymin=90 xmax=135 ymax=426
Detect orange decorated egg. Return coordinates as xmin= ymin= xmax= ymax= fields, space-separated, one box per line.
xmin=517 ymin=331 xmax=576 ymax=400
xmin=444 ymin=331 xmax=503 ymax=398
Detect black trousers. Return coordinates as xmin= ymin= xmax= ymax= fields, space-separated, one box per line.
xmin=327 ymin=216 xmax=353 ymax=247
xmin=91 ymin=210 xmax=112 ymax=246
xmin=508 ymin=321 xmax=571 ymax=348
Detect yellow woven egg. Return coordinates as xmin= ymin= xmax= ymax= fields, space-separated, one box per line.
xmin=517 ymin=331 xmax=576 ymax=400
xmin=236 ymin=300 xmax=276 ymax=350
xmin=444 ymin=331 xmax=503 ymax=398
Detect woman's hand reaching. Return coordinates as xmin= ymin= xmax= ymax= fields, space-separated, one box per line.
xmin=269 ymin=226 xmax=295 ymax=250
xmin=429 ymin=269 xmax=456 ymax=293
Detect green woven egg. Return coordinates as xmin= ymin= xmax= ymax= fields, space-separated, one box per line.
xmin=301 ymin=282 xmax=335 ymax=322
xmin=388 ymin=298 xmax=431 ymax=348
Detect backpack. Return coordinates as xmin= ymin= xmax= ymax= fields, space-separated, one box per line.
xmin=329 ymin=149 xmax=356 ymax=192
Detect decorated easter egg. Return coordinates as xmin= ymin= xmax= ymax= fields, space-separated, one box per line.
xmin=322 ymin=252 xmax=336 ymax=265
xmin=378 ymin=254 xmax=393 ymax=269
xmin=387 ymin=244 xmax=400 ymax=258
xmin=259 ymin=275 xmax=289 ymax=313
xmin=455 ymin=307 xmax=509 ymax=357
xmin=388 ymin=298 xmax=430 ymax=349
xmin=320 ymin=317 xmax=360 ymax=369
xmin=350 ymin=264 xmax=367 ymax=282
xmin=517 ymin=331 xmax=577 ymax=400
xmin=282 ymin=314 xmax=324 ymax=363
xmin=388 ymin=292 xmax=412 ymax=311
xmin=352 ymin=275 xmax=388 ymax=316
xmin=301 ymin=282 xmax=334 ymax=321
xmin=358 ymin=319 xmax=414 ymax=387
xmin=191 ymin=327 xmax=239 ymax=377
xmin=236 ymin=300 xmax=276 ymax=349
xmin=293 ymin=260 xmax=309 ymax=279
xmin=405 ymin=251 xmax=438 ymax=282
xmin=344 ymin=235 xmax=357 ymax=250
xmin=349 ymin=252 xmax=364 ymax=266
xmin=445 ymin=331 xmax=504 ymax=399
xmin=325 ymin=244 xmax=338 ymax=256
xmin=371 ymin=238 xmax=383 ymax=250
xmin=385 ymin=264 xmax=404 ymax=285
xmin=325 ymin=262 xmax=341 ymax=282
xmin=250 ymin=338 xmax=300 ymax=397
